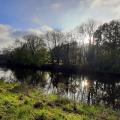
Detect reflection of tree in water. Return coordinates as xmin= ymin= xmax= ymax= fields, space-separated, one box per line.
xmin=48 ymin=73 xmax=69 ymax=96
xmin=95 ymin=82 xmax=120 ymax=109
xmin=85 ymin=74 xmax=120 ymax=109
xmin=12 ymin=69 xmax=48 ymax=88
xmin=46 ymin=73 xmax=120 ymax=109
xmin=9 ymin=69 xmax=120 ymax=109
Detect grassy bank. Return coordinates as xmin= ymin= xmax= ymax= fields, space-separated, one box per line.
xmin=0 ymin=81 xmax=119 ymax=120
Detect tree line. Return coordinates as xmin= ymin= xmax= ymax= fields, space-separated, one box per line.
xmin=2 ymin=19 xmax=120 ymax=73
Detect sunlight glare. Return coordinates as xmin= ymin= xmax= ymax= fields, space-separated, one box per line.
xmin=81 ymin=80 xmax=88 ymax=88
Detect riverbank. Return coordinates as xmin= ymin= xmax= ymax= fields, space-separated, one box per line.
xmin=1 ymin=62 xmax=120 ymax=81
xmin=0 ymin=80 xmax=119 ymax=120
xmin=1 ymin=61 xmax=120 ymax=75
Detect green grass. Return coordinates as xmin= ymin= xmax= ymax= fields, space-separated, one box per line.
xmin=0 ymin=81 xmax=119 ymax=120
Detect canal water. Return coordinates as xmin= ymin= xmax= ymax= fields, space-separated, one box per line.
xmin=0 ymin=67 xmax=120 ymax=110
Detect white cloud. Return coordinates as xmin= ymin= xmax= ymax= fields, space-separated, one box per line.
xmin=0 ymin=24 xmax=53 ymax=50
xmin=41 ymin=25 xmax=53 ymax=32
xmin=90 ymin=0 xmax=102 ymax=8
xmin=28 ymin=25 xmax=53 ymax=35
xmin=0 ymin=24 xmax=15 ymax=49
xmin=90 ymin=0 xmax=120 ymax=8
xmin=82 ymin=0 xmax=120 ymax=22
xmin=59 ymin=0 xmax=120 ymax=31
xmin=113 ymin=4 xmax=120 ymax=18
xmin=28 ymin=28 xmax=43 ymax=35
xmin=0 ymin=24 xmax=11 ymax=35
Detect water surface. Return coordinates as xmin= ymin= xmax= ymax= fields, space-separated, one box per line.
xmin=0 ymin=67 xmax=120 ymax=110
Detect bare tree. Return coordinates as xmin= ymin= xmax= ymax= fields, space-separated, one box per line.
xmin=23 ymin=34 xmax=45 ymax=55
xmin=44 ymin=30 xmax=64 ymax=64
xmin=77 ymin=19 xmax=98 ymax=45
xmin=76 ymin=20 xmax=98 ymax=64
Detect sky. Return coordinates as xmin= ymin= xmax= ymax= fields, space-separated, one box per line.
xmin=0 ymin=0 xmax=120 ymax=49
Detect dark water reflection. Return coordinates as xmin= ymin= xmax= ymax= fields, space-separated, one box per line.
xmin=0 ymin=68 xmax=120 ymax=110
